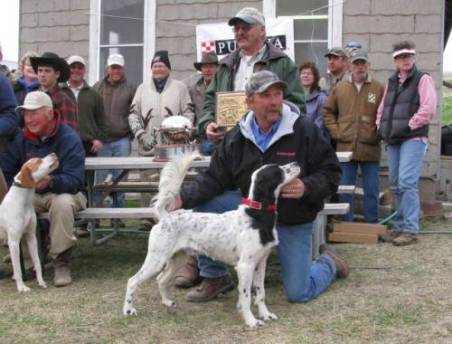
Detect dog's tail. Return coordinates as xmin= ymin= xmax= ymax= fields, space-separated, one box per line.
xmin=151 ymin=153 xmax=200 ymax=219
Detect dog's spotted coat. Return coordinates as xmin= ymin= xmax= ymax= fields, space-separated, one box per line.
xmin=123 ymin=156 xmax=300 ymax=328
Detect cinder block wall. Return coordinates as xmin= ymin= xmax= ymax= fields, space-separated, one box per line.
xmin=343 ymin=0 xmax=443 ymax=202
xmin=155 ymin=0 xmax=261 ymax=80
xmin=19 ymin=0 xmax=90 ymax=69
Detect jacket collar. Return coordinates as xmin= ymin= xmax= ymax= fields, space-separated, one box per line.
xmin=239 ymin=102 xmax=299 ymax=152
xmin=346 ymin=73 xmax=373 ymax=83
xmin=220 ymin=41 xmax=286 ymax=68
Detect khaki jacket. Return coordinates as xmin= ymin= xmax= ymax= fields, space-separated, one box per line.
xmin=323 ymin=74 xmax=384 ymax=161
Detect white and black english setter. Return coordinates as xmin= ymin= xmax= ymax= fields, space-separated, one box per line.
xmin=123 ymin=154 xmax=300 ymax=328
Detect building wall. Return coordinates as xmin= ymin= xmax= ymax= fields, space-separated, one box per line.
xmin=19 ymin=0 xmax=444 ymax=199
xmin=342 ymin=0 xmax=443 ymax=201
xmin=19 ymin=0 xmax=90 ymax=70
xmin=154 ymin=0 xmax=261 ymax=80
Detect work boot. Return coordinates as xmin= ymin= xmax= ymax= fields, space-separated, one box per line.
xmin=53 ymin=249 xmax=72 ymax=287
xmin=186 ymin=275 xmax=234 ymax=302
xmin=392 ymin=233 xmax=418 ymax=246
xmin=175 ymin=256 xmax=201 ymax=288
xmin=322 ymin=247 xmax=349 ymax=279
xmin=379 ymin=230 xmax=401 ymax=243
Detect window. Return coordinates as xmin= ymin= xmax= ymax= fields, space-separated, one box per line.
xmin=89 ymin=0 xmax=155 ymax=86
xmin=264 ymin=0 xmax=342 ymax=73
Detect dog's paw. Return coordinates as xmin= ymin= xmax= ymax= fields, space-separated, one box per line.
xmin=261 ymin=311 xmax=278 ymax=321
xmin=245 ymin=318 xmax=265 ymax=329
xmin=17 ymin=285 xmax=31 ymax=293
xmin=162 ymin=299 xmax=176 ymax=308
xmin=38 ymin=281 xmax=47 ymax=289
xmin=123 ymin=307 xmax=137 ymax=316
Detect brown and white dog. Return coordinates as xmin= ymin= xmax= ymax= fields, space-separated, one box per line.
xmin=0 ymin=153 xmax=59 ymax=292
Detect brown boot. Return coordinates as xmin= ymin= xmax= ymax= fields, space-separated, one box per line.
xmin=392 ymin=233 xmax=418 ymax=246
xmin=53 ymin=249 xmax=72 ymax=287
xmin=174 ymin=256 xmax=201 ymax=288
xmin=379 ymin=230 xmax=401 ymax=243
xmin=185 ymin=275 xmax=234 ymax=302
xmin=323 ymin=249 xmax=349 ymax=279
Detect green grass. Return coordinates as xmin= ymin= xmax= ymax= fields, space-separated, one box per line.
xmin=0 ymin=220 xmax=451 ymax=343
xmin=442 ymin=96 xmax=452 ymax=126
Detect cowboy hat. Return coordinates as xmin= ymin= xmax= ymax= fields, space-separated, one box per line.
xmin=194 ymin=52 xmax=219 ymax=71
xmin=30 ymin=52 xmax=70 ymax=82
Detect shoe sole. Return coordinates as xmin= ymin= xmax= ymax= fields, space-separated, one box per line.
xmin=185 ymin=282 xmax=235 ymax=303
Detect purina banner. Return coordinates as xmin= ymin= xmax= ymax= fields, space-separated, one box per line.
xmin=196 ymin=18 xmax=294 ymax=61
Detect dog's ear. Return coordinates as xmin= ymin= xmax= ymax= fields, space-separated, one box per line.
xmin=17 ymin=160 xmax=40 ymax=188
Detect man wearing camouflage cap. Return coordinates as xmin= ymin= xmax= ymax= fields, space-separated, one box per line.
xmin=172 ymin=71 xmax=347 ymax=303
xmin=319 ymin=47 xmax=349 ymax=94
xmin=197 ymin=7 xmax=305 ymax=150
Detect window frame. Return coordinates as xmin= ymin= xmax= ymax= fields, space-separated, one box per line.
xmin=262 ymin=0 xmax=343 ymax=53
xmin=89 ymin=0 xmax=156 ymax=85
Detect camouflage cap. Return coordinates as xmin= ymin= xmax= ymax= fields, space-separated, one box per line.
xmin=245 ymin=70 xmax=287 ymax=96
xmin=324 ymin=47 xmax=347 ymax=58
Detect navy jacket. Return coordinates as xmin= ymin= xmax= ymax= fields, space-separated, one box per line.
xmin=0 ymin=117 xmax=85 ymax=194
xmin=0 ymin=72 xmax=19 ymax=154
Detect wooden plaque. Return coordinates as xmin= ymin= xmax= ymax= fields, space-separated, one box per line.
xmin=215 ymin=91 xmax=247 ymax=128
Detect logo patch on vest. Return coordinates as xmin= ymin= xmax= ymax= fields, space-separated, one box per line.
xmin=368 ymin=93 xmax=376 ymax=104
xmin=276 ymin=151 xmax=296 ymax=157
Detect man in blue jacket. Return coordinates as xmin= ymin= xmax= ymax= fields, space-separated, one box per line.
xmin=0 ymin=91 xmax=86 ymax=287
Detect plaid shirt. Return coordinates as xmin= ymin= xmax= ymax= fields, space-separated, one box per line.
xmin=46 ymin=85 xmax=78 ymax=131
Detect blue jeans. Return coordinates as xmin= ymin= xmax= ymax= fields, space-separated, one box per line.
xmin=94 ymin=137 xmax=131 ymax=207
xmin=196 ymin=191 xmax=337 ymax=303
xmin=386 ymin=140 xmax=427 ymax=234
xmin=339 ymin=161 xmax=380 ymax=223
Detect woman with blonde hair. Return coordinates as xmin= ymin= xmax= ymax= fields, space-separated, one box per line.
xmin=13 ymin=51 xmax=40 ymax=106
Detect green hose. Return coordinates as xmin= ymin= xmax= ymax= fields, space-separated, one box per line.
xmin=378 ymin=211 xmax=397 ymax=225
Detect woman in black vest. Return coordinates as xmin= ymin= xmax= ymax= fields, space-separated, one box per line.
xmin=376 ymin=41 xmax=437 ymax=246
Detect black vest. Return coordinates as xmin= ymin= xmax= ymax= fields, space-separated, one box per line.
xmin=379 ymin=67 xmax=428 ymax=144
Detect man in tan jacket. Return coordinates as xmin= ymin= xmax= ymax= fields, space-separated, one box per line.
xmin=323 ymin=51 xmax=384 ymax=223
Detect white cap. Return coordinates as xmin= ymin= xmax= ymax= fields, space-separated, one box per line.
xmin=17 ymin=91 xmax=53 ymax=111
xmin=67 ymin=55 xmax=86 ymax=66
xmin=107 ymin=53 xmax=125 ymax=67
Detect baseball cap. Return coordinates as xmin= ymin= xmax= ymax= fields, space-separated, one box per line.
xmin=107 ymin=53 xmax=125 ymax=67
xmin=17 ymin=91 xmax=53 ymax=111
xmin=245 ymin=71 xmax=287 ymax=96
xmin=324 ymin=47 xmax=347 ymax=58
xmin=350 ymin=50 xmax=369 ymax=63
xmin=67 ymin=55 xmax=86 ymax=66
xmin=228 ymin=7 xmax=265 ymax=26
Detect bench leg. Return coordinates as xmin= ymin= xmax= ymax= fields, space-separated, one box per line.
xmin=312 ymin=214 xmax=327 ymax=259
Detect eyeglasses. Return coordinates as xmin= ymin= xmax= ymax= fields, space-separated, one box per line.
xmin=232 ymin=24 xmax=253 ymax=34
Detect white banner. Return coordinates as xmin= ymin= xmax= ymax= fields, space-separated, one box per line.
xmin=195 ymin=18 xmax=294 ymax=61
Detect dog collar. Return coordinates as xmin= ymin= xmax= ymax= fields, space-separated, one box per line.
xmin=13 ymin=181 xmax=30 ymax=189
xmin=240 ymin=197 xmax=277 ymax=211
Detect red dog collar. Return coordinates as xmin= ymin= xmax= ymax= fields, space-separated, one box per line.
xmin=240 ymin=197 xmax=277 ymax=211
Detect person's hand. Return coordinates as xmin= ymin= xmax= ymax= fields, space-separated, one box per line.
xmin=281 ymin=178 xmax=305 ymax=199
xmin=206 ymin=122 xmax=225 ymax=142
xmin=169 ymin=194 xmax=183 ymax=211
xmin=91 ymin=139 xmax=103 ymax=153
xmin=36 ymin=176 xmax=51 ymax=191
xmin=137 ymin=132 xmax=154 ymax=151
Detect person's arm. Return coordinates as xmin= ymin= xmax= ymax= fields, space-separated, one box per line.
xmin=322 ymin=88 xmax=340 ymax=140
xmin=179 ymin=83 xmax=195 ymax=124
xmin=280 ymin=58 xmax=306 ymax=115
xmin=180 ymin=133 xmax=234 ymax=208
xmin=128 ymin=85 xmax=145 ymax=139
xmin=0 ymin=135 xmax=23 ymax=186
xmin=376 ymin=82 xmax=388 ymax=129
xmin=197 ymin=73 xmax=219 ymax=137
xmin=49 ymin=132 xmax=85 ymax=194
xmin=0 ymin=74 xmax=18 ymax=138
xmin=408 ymin=74 xmax=437 ymax=130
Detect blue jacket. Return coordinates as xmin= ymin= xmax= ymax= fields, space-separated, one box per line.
xmin=0 ymin=72 xmax=19 ymax=154
xmin=305 ymin=89 xmax=330 ymax=142
xmin=0 ymin=118 xmax=85 ymax=194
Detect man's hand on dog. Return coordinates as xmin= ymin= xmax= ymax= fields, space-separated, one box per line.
xmin=281 ymin=178 xmax=305 ymax=199
xmin=171 ymin=194 xmax=183 ymax=211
